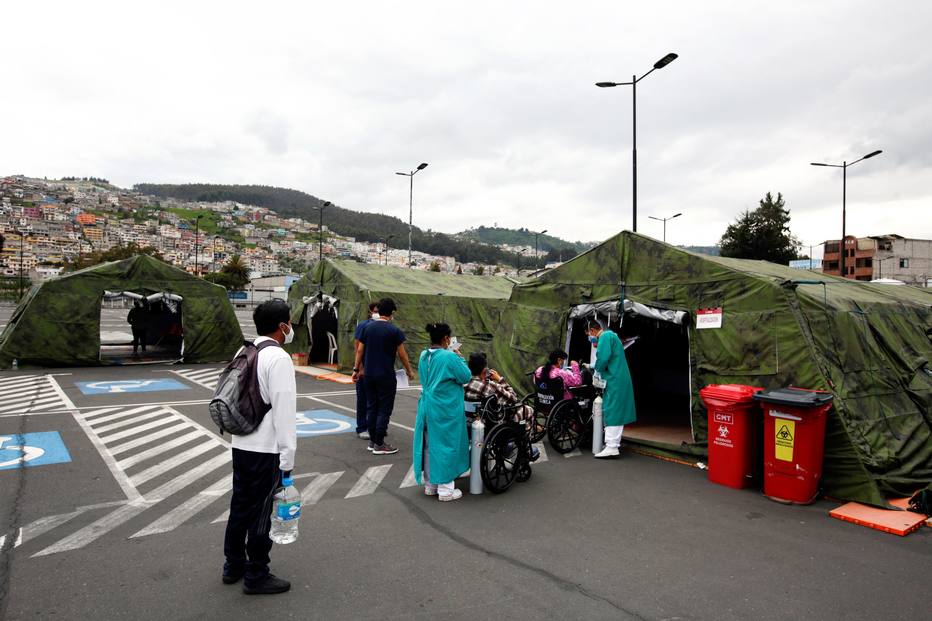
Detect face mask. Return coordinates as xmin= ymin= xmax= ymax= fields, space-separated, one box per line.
xmin=588 ymin=335 xmax=599 ymax=345
xmin=371 ymin=313 xmax=379 ymax=320
xmin=282 ymin=323 xmax=294 ymax=345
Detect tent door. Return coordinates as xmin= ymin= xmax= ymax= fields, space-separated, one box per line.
xmin=306 ymin=294 xmax=340 ymax=366
xmin=99 ymin=291 xmax=184 ymax=365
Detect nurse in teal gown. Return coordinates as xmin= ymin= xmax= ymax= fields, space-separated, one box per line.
xmin=412 ymin=322 xmax=473 ymax=501
xmin=589 ymin=318 xmax=636 ymax=458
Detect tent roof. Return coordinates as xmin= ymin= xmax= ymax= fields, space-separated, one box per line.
xmin=320 ymin=259 xmax=514 ymax=299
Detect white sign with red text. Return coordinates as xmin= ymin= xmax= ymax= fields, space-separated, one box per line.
xmin=696 ymin=307 xmax=723 ymax=329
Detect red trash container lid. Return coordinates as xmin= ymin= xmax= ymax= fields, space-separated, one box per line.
xmin=752 ymin=387 xmax=834 ymax=407
xmin=699 ymin=384 xmax=762 ymax=403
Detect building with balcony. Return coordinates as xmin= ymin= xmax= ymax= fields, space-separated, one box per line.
xmin=822 ymin=234 xmax=931 ymax=286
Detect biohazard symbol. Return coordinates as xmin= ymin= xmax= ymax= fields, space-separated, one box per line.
xmin=776 ymin=425 xmax=793 ymax=441
xmin=717 ymin=425 xmax=730 ymax=439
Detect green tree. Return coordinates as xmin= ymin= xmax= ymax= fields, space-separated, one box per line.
xmin=472 ymin=265 xmax=485 ymax=275
xmin=429 ymin=260 xmax=442 ymax=272
xmin=719 ymin=192 xmax=800 ymax=264
xmin=220 ymin=255 xmax=251 ymax=290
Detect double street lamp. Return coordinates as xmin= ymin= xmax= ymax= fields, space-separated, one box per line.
xmin=316 ymin=200 xmax=332 ymax=264
xmin=194 ymin=215 xmax=203 ymax=277
xmin=596 ymin=52 xmax=678 ymax=233
xmin=810 ymin=149 xmax=882 ymax=278
xmin=396 ymin=162 xmax=428 ymax=267
xmin=647 ymin=212 xmax=681 ymax=243
xmin=532 ymin=229 xmax=548 ymax=269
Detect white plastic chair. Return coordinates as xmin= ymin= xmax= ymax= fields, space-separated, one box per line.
xmin=327 ymin=332 xmax=338 ymax=365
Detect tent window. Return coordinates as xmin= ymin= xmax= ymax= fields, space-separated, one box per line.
xmin=694 ymin=311 xmax=778 ymax=375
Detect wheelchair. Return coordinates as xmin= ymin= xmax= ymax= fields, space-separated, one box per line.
xmin=521 ymin=371 xmax=565 ymax=444
xmin=466 ymin=395 xmax=535 ymax=494
xmin=546 ymin=368 xmax=602 ymax=454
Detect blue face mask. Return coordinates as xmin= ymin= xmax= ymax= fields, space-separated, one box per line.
xmin=588 ymin=335 xmax=599 ymax=345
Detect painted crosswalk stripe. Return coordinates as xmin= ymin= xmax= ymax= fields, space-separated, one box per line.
xmin=131 ymin=474 xmax=233 ymax=538
xmin=303 ymin=471 xmax=344 ymax=504
xmin=33 ymin=452 xmax=232 ymax=557
xmin=129 ymin=442 xmax=219 ymax=486
xmin=9 ymin=500 xmax=127 ymax=549
xmin=564 ymin=448 xmax=583 ymax=458
xmin=534 ymin=442 xmax=549 ymax=463
xmin=90 ymin=410 xmax=167 ymax=435
xmin=400 ymin=465 xmax=418 ymax=488
xmin=172 ymin=368 xmax=222 ymax=390
xmin=97 ymin=416 xmax=180 ymax=444
xmin=0 ymin=375 xmax=73 ymax=414
xmin=82 ymin=404 xmax=161 ymax=426
xmin=107 ymin=422 xmax=192 ymax=456
xmin=115 ymin=430 xmax=204 ymax=470
xmin=345 ymin=465 xmax=393 ymax=499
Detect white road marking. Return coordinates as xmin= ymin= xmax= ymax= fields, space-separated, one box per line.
xmin=534 ymin=442 xmax=549 ymax=463
xmin=33 ymin=452 xmax=231 ymax=557
xmin=97 ymin=416 xmax=180 ymax=444
xmin=115 ymin=430 xmax=203 ymax=470
xmin=302 ymin=471 xmax=344 ymax=504
xmin=108 ymin=422 xmax=191 ymax=456
xmin=128 ymin=441 xmax=219 ymax=487
xmin=70 ymin=404 xmax=143 ymax=502
xmin=82 ymin=404 xmax=160 ymax=425
xmin=565 ymin=448 xmax=583 ymax=458
xmin=304 ymin=396 xmax=416 ymax=433
xmin=130 ymin=474 xmax=233 ymax=538
xmin=400 ymin=465 xmax=418 ymax=488
xmin=90 ymin=410 xmax=167 ymax=435
xmin=345 ymin=465 xmax=393 ymax=499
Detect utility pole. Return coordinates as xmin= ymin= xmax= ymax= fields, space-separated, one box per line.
xmin=395 ymin=163 xmax=428 ymax=267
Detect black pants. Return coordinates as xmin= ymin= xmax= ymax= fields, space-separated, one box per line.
xmin=365 ymin=373 xmax=397 ymax=446
xmin=131 ymin=326 xmax=146 ymax=353
xmin=224 ymin=448 xmax=281 ymax=584
xmin=355 ymin=374 xmax=368 ymax=434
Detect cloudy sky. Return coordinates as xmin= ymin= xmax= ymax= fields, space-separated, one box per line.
xmin=4 ymin=1 xmax=931 ymax=249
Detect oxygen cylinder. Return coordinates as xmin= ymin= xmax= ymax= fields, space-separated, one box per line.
xmin=470 ymin=418 xmax=485 ymax=494
xmin=591 ymin=396 xmax=604 ymax=455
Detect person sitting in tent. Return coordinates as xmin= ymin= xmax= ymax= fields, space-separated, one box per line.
xmin=588 ymin=318 xmax=636 ymax=459
xmin=465 ymin=351 xmax=540 ymax=461
xmin=127 ymin=300 xmax=149 ymax=356
xmin=534 ymin=349 xmax=584 ymax=400
xmin=412 ymin=322 xmax=472 ymax=502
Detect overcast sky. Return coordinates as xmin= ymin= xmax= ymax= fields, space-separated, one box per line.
xmin=4 ymin=1 xmax=931 ymax=250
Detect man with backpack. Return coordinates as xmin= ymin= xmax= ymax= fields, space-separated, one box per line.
xmin=220 ymin=299 xmax=297 ymax=595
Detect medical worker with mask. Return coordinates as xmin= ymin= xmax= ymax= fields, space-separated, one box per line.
xmin=588 ymin=319 xmax=636 ymax=458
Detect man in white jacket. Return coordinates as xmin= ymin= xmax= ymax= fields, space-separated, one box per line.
xmin=223 ymin=299 xmax=297 ymax=595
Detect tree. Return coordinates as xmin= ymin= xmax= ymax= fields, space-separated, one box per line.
xmin=429 ymin=260 xmax=442 ymax=272
xmin=472 ymin=265 xmax=485 ymax=275
xmin=719 ymin=192 xmax=800 ymax=264
xmin=220 ymin=255 xmax=251 ymax=290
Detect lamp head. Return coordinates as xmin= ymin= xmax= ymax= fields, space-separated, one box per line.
xmin=863 ymin=150 xmax=882 ymax=159
xmin=417 ymin=162 xmax=428 ymax=170
xmin=653 ymin=53 xmax=678 ymax=69
xmin=595 ymin=82 xmax=617 ymax=88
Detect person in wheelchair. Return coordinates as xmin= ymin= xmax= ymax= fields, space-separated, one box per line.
xmin=412 ymin=322 xmax=473 ymax=502
xmin=464 ymin=352 xmax=540 ymax=462
xmin=534 ymin=349 xmax=584 ymax=401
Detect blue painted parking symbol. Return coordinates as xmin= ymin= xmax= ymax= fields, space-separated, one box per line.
xmin=76 ymin=379 xmax=190 ymax=395
xmin=296 ymin=410 xmax=356 ymax=437
xmin=0 ymin=432 xmax=72 ymax=470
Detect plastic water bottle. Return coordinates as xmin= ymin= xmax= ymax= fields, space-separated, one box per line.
xmin=469 ymin=418 xmax=485 ymax=495
xmin=591 ymin=396 xmax=604 ymax=455
xmin=269 ymin=475 xmax=301 ymax=544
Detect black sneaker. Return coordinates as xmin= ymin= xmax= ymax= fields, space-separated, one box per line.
xmin=222 ymin=567 xmax=244 ymax=585
xmin=243 ymin=574 xmax=291 ymax=595
xmin=372 ymin=443 xmax=398 ymax=455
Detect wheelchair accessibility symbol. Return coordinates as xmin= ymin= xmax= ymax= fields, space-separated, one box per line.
xmin=76 ymin=379 xmax=190 ymax=395
xmin=0 ymin=432 xmax=72 ymax=470
xmin=295 ymin=410 xmax=355 ymax=437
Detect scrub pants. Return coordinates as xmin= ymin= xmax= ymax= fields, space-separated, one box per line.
xmin=355 ymin=374 xmax=368 ymax=434
xmin=423 ymin=428 xmax=455 ymax=494
xmin=604 ymin=425 xmax=625 ymax=449
xmin=365 ymin=373 xmax=397 ymax=446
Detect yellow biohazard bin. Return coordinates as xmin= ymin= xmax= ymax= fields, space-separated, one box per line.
xmin=752 ymin=387 xmax=834 ymax=505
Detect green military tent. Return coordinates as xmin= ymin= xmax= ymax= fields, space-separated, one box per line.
xmin=286 ymin=259 xmax=515 ymax=370
xmin=0 ymin=255 xmax=243 ymax=367
xmin=491 ymin=231 xmax=932 ymax=506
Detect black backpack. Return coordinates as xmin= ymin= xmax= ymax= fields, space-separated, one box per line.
xmin=209 ymin=340 xmax=280 ymax=435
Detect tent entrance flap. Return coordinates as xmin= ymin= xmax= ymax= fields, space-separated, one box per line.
xmin=303 ymin=293 xmax=339 ymax=365
xmin=567 ymin=300 xmax=694 ymax=449
xmin=99 ymin=291 xmax=184 ymax=365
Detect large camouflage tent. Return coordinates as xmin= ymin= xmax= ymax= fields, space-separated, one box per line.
xmin=491 ymin=231 xmax=932 ymax=506
xmin=0 ymin=254 xmax=242 ymax=367
xmin=286 ymin=259 xmax=515 ymax=370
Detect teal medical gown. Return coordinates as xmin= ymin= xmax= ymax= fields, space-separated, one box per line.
xmin=413 ymin=347 xmax=473 ymax=486
xmin=593 ymin=330 xmax=637 ymax=427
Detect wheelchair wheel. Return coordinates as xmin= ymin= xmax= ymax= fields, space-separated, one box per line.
xmin=480 ymin=424 xmax=520 ymax=493
xmin=515 ymin=460 xmax=532 ymax=483
xmin=547 ymin=399 xmax=583 ymax=454
xmin=521 ymin=393 xmax=548 ymax=443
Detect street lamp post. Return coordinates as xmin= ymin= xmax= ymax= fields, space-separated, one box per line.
xmin=381 ymin=234 xmax=396 ymax=265
xmin=317 ymin=201 xmax=332 ymax=264
xmin=810 ymin=149 xmax=882 ymax=279
xmin=396 ymin=162 xmax=428 ymax=267
xmin=876 ymin=254 xmax=895 ymax=280
xmin=18 ymin=230 xmax=25 ymax=299
xmin=532 ymin=229 xmax=548 ymax=269
xmin=596 ymin=52 xmax=678 ymax=233
xmin=194 ymin=215 xmax=203 ymax=276
xmin=647 ymin=212 xmax=682 ymax=243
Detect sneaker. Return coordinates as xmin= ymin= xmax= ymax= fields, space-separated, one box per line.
xmin=222 ymin=566 xmax=244 ymax=585
xmin=438 ymin=489 xmax=463 ymax=502
xmin=358 ymin=431 xmax=370 ymax=440
xmin=595 ymin=446 xmax=620 ymax=459
xmin=424 ymin=485 xmax=438 ymax=496
xmin=243 ymin=574 xmax=291 ymax=595
xmin=367 ymin=442 xmax=374 ymax=452
xmin=371 ymin=443 xmax=398 ymax=455
xmin=529 ymin=445 xmax=541 ymax=462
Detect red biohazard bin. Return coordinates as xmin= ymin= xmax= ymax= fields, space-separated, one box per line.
xmin=699 ymin=384 xmax=763 ymax=489
xmin=752 ymin=387 xmax=834 ymax=504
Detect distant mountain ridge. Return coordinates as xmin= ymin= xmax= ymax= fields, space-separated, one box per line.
xmin=134 ymin=183 xmax=589 ymax=266
xmin=456 ymin=226 xmax=594 ymax=259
